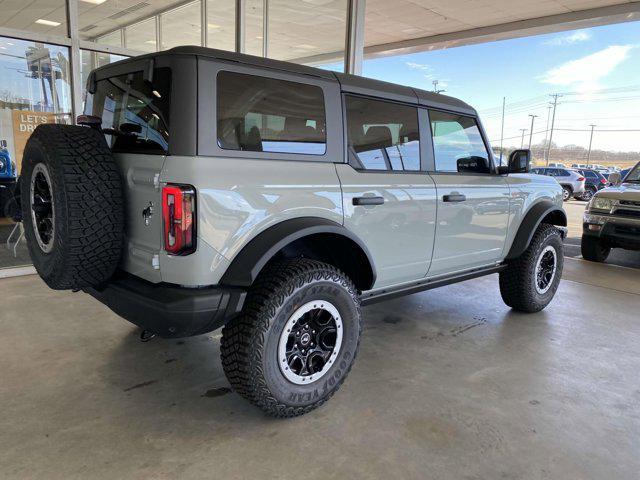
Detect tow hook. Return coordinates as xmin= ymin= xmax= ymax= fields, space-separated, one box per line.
xmin=140 ymin=330 xmax=157 ymax=342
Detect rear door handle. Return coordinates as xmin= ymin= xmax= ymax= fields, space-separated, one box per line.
xmin=443 ymin=193 xmax=466 ymax=203
xmin=353 ymin=196 xmax=384 ymax=206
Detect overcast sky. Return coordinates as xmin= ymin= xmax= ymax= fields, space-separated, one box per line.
xmin=362 ymin=20 xmax=640 ymax=153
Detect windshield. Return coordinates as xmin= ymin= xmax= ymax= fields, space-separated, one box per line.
xmin=624 ymin=163 xmax=640 ymax=182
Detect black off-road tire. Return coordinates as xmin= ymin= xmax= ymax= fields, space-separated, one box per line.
xmin=499 ymin=224 xmax=564 ymax=313
xmin=220 ymin=259 xmax=362 ymax=418
xmin=581 ymin=235 xmax=610 ymax=263
xmin=21 ymin=124 xmax=124 ymax=290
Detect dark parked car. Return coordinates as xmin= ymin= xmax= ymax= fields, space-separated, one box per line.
xmin=576 ymin=169 xmax=608 ymax=201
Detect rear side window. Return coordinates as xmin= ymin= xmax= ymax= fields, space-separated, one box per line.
xmin=429 ymin=110 xmax=490 ymax=174
xmin=216 ymin=71 xmax=326 ymax=155
xmin=345 ymin=95 xmax=420 ymax=171
xmin=86 ymin=68 xmax=171 ymax=154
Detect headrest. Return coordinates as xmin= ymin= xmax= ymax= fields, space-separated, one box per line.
xmin=362 ymin=126 xmax=393 ymax=151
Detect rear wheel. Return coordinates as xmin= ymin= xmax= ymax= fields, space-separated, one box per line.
xmin=581 ymin=235 xmax=610 ymax=263
xmin=220 ymin=259 xmax=361 ymax=417
xmin=500 ymin=224 xmax=564 ymax=313
xmin=561 ymin=185 xmax=572 ymax=202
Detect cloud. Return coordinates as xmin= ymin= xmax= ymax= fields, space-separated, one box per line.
xmin=539 ymin=45 xmax=634 ymax=93
xmin=544 ymin=30 xmax=591 ymax=46
xmin=405 ymin=61 xmax=430 ymax=72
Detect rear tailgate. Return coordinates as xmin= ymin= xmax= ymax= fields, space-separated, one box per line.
xmin=84 ymin=65 xmax=171 ymax=283
xmin=116 ymin=153 xmax=165 ymax=282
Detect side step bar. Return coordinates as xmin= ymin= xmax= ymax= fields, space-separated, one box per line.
xmin=360 ymin=264 xmax=506 ymax=306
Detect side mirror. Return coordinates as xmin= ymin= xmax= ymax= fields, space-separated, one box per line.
xmin=608 ymin=172 xmax=621 ymax=186
xmin=507 ymin=149 xmax=531 ymax=173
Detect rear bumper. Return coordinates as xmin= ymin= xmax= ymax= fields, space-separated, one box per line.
xmin=583 ymin=213 xmax=640 ymax=250
xmin=85 ymin=272 xmax=246 ymax=338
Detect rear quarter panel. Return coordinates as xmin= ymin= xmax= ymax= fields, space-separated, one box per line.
xmin=160 ymin=156 xmax=343 ymax=286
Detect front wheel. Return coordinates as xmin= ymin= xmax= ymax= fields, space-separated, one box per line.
xmin=579 ymin=186 xmax=597 ymax=201
xmin=500 ymin=224 xmax=564 ymax=313
xmin=220 ymin=259 xmax=361 ymax=417
xmin=581 ymin=235 xmax=610 ymax=262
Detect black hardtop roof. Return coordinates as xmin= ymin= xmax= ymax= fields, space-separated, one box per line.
xmin=94 ymin=45 xmax=476 ymax=114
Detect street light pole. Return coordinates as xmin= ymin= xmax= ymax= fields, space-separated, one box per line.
xmin=528 ymin=114 xmax=538 ymax=149
xmin=520 ymin=128 xmax=527 ymax=149
xmin=587 ymin=124 xmax=596 ymax=166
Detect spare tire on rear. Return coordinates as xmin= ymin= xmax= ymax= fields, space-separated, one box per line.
xmin=21 ymin=124 xmax=124 ymax=290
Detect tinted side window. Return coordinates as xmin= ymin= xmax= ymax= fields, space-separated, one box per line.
xmin=429 ymin=110 xmax=490 ymax=173
xmin=217 ymin=71 xmax=326 ymax=155
xmin=585 ymin=171 xmax=597 ymax=178
xmin=559 ymin=169 xmax=570 ymax=177
xmin=345 ymin=96 xmax=420 ymax=172
xmin=87 ymin=68 xmax=171 ymax=154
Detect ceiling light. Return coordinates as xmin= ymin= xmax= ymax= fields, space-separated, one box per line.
xmin=152 ymin=90 xmax=161 ymax=98
xmin=207 ymin=23 xmax=221 ymax=29
xmin=36 ymin=19 xmax=61 ymax=27
xmin=80 ymin=0 xmax=108 ymax=4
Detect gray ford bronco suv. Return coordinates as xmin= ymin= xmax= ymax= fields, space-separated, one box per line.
xmin=21 ymin=47 xmax=567 ymax=417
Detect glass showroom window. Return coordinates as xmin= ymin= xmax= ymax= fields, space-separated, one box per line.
xmin=267 ymin=0 xmax=347 ymax=69
xmin=162 ymin=2 xmax=202 ymax=50
xmin=207 ymin=0 xmax=237 ymax=53
xmin=0 ymin=37 xmax=72 ymax=270
xmin=80 ymin=50 xmax=127 ymax=96
xmin=125 ymin=18 xmax=157 ymax=53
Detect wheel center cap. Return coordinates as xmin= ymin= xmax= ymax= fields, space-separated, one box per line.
xmin=300 ymin=332 xmax=311 ymax=346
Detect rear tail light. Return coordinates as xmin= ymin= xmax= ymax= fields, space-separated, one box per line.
xmin=600 ymin=178 xmax=607 ymax=184
xmin=577 ymin=177 xmax=585 ymax=181
xmin=162 ymin=184 xmax=196 ymax=255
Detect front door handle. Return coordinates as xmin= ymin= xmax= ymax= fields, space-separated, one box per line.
xmin=353 ymin=196 xmax=384 ymax=206
xmin=443 ymin=193 xmax=466 ymax=203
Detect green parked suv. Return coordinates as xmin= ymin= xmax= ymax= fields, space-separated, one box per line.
xmin=20 ymin=47 xmax=567 ymax=417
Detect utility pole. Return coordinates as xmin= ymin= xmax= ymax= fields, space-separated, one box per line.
xmin=499 ymin=96 xmax=505 ymax=165
xmin=586 ymin=124 xmax=596 ymax=166
xmin=543 ymin=105 xmax=552 ymax=162
xmin=528 ymin=114 xmax=538 ymax=149
xmin=546 ymin=94 xmax=561 ymax=166
xmin=432 ymin=80 xmax=445 ymax=94
xmin=520 ymin=128 xmax=527 ymax=149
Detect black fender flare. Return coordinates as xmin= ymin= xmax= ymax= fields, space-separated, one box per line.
xmin=506 ymin=201 xmax=567 ymax=260
xmin=220 ymin=217 xmax=377 ymax=288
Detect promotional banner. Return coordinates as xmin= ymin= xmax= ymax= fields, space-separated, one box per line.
xmin=11 ymin=110 xmax=56 ymax=174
